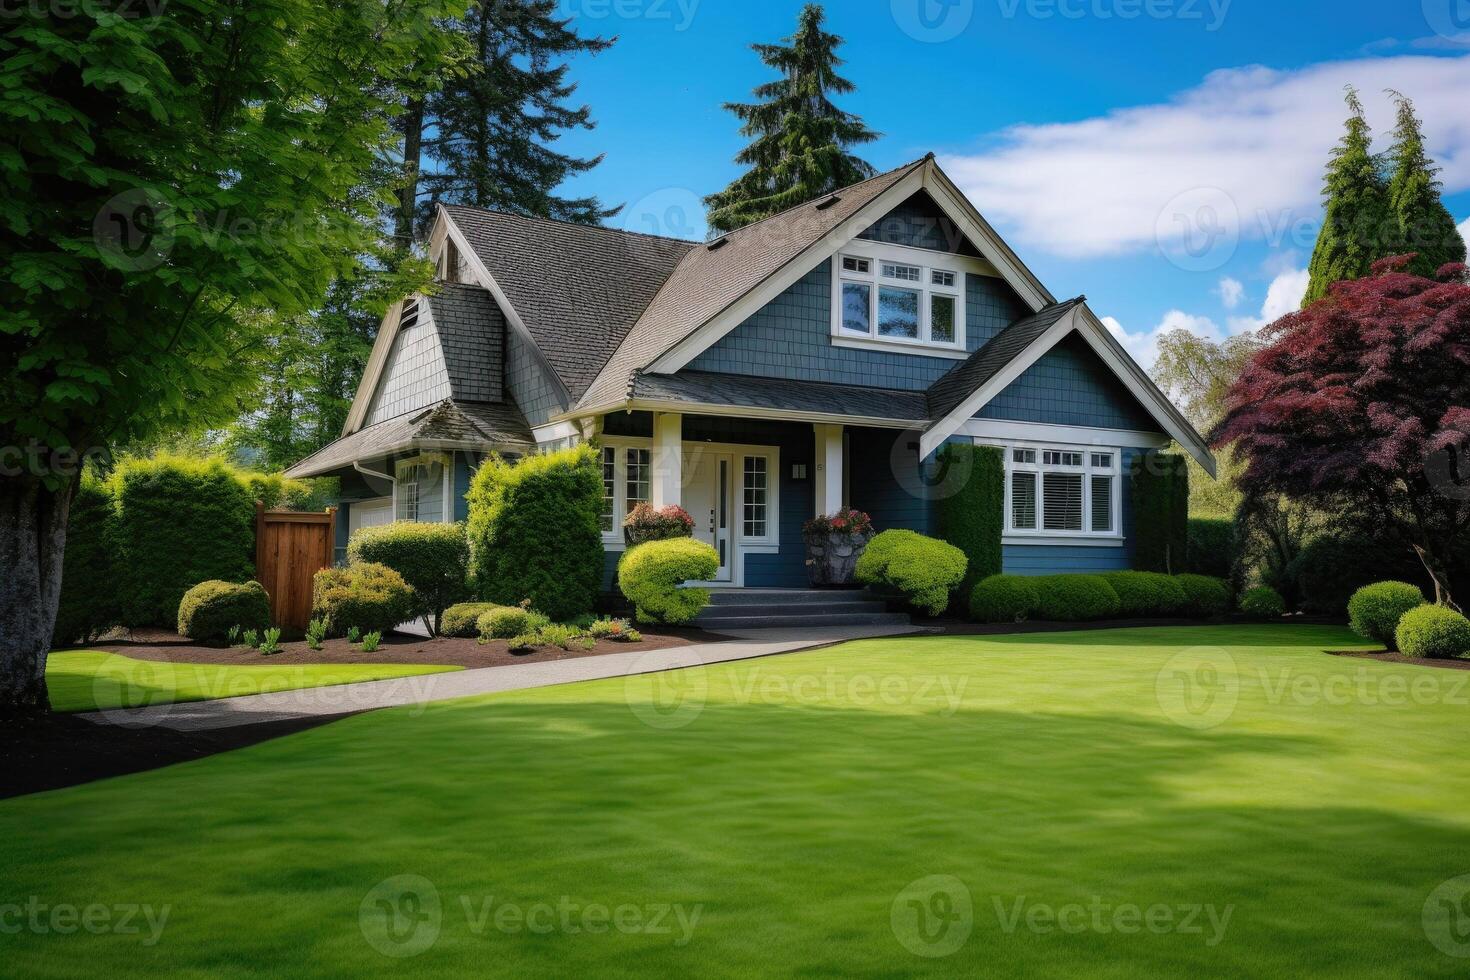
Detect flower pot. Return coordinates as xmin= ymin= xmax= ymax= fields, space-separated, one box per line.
xmin=803 ymin=529 xmax=873 ymax=587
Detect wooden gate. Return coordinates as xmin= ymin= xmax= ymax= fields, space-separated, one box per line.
xmin=255 ymin=503 xmax=337 ymax=629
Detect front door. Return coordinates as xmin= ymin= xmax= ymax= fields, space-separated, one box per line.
xmin=683 ymin=449 xmax=733 ymax=583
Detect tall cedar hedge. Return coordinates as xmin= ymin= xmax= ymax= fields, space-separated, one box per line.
xmin=465 ymin=444 xmax=604 ymax=621
xmin=1185 ymin=518 xmax=1235 ymax=579
xmin=937 ymin=443 xmax=1004 ymax=601
xmin=1131 ymin=452 xmax=1189 ymax=574
xmin=51 ymin=476 xmax=121 ymax=646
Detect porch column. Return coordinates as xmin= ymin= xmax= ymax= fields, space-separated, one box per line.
xmin=814 ymin=423 xmax=845 ymax=516
xmin=652 ymin=411 xmax=682 ymax=508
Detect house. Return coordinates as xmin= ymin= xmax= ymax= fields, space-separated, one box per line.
xmin=285 ymin=154 xmax=1214 ymax=589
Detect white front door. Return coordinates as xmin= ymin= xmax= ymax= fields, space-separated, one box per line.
xmin=682 ymin=450 xmax=733 ymax=583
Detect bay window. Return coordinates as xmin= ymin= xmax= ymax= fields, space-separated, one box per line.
xmin=1002 ymin=446 xmax=1120 ymax=539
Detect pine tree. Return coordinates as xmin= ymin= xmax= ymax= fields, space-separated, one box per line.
xmin=408 ymin=0 xmax=619 ymax=230
xmin=1385 ymin=91 xmax=1467 ymax=280
xmin=1302 ymin=87 xmax=1393 ymax=306
xmin=704 ymin=4 xmax=879 ymax=234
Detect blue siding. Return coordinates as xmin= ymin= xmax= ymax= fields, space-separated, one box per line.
xmin=366 ymin=308 xmax=452 ymax=425
xmin=978 ymin=333 xmax=1158 ymax=431
xmin=1002 ymin=544 xmax=1130 ymax=574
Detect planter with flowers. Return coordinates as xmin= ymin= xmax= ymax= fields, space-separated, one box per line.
xmin=623 ymin=502 xmax=696 ymax=545
xmin=802 ymin=508 xmax=875 ymax=586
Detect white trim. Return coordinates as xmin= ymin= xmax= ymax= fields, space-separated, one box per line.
xmin=1003 ymin=535 xmax=1125 ymax=548
xmin=992 ymin=439 xmax=1121 ymax=542
xmin=958 ymin=418 xmax=1171 ymax=450
xmin=532 ymin=420 xmax=580 ymax=446
xmin=830 ymin=335 xmax=969 ymax=360
xmin=343 ymin=302 xmax=406 ymax=435
xmin=829 ymin=240 xmax=984 ymax=356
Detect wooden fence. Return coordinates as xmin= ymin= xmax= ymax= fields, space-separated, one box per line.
xmin=255 ymin=503 xmax=337 ymax=630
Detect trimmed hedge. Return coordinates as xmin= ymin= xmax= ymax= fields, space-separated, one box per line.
xmin=1032 ymin=574 xmax=1121 ymax=622
xmin=1131 ymin=452 xmax=1189 ymax=574
xmin=1186 ymin=518 xmax=1235 ymax=579
xmin=968 ymin=574 xmax=1039 ymax=624
xmin=348 ymin=521 xmax=468 ymax=635
xmin=466 ymin=444 xmax=603 ymax=622
xmin=1175 ymin=574 xmax=1232 ymax=618
xmin=242 ymin=472 xmax=334 ymax=512
xmin=1291 ymin=531 xmax=1435 ymax=617
xmin=177 ymin=580 xmax=271 ymax=642
xmin=618 ymin=538 xmax=720 ymax=625
xmin=52 ymin=475 xmax=121 ymax=646
xmin=1239 ymin=585 xmax=1286 ymax=619
xmin=439 ymin=602 xmax=503 ymax=638
xmin=855 ymin=529 xmax=968 ymax=616
xmin=311 ymin=562 xmax=413 ymax=637
xmin=478 ymin=606 xmax=543 ymax=639
xmin=1348 ymin=581 xmax=1426 ymax=649
xmin=1396 ymin=605 xmax=1470 ymax=659
xmin=1100 ymin=571 xmax=1189 ymax=618
xmin=937 ymin=444 xmax=1004 ymax=604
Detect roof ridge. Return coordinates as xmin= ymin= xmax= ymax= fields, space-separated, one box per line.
xmin=704 ymin=155 xmax=930 ymax=243
xmin=439 ymin=204 xmax=698 ymax=247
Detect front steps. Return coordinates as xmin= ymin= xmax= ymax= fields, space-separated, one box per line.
xmin=694 ymin=588 xmax=910 ymax=631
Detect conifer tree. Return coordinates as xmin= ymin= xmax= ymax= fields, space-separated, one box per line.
xmin=1385 ymin=91 xmax=1467 ymax=280
xmin=704 ymin=4 xmax=879 ymax=234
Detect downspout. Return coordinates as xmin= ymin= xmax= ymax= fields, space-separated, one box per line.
xmin=353 ymin=459 xmax=397 ymax=510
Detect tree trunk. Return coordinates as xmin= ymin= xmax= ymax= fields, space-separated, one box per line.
xmin=1413 ymin=543 xmax=1461 ymax=613
xmin=0 ymin=475 xmax=74 ymax=718
xmin=396 ymin=95 xmax=425 ymax=248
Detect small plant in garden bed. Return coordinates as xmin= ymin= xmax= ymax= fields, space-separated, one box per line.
xmin=258 ymin=627 xmax=282 ymax=656
xmin=440 ymin=602 xmax=504 ymax=639
xmin=588 ymin=617 xmax=638 ymax=641
xmin=305 ymin=618 xmax=327 ymax=651
xmin=359 ymin=630 xmax=382 ymax=653
xmin=347 ymin=626 xmax=361 ymax=644
xmin=855 ymin=529 xmax=967 ymax=616
xmin=623 ymin=502 xmax=695 ymax=544
xmin=227 ymin=625 xmax=242 ymax=646
xmin=242 ymin=628 xmax=260 ymax=649
xmin=477 ymin=606 xmax=550 ymax=641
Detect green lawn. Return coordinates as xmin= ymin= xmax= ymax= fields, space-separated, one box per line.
xmin=6 ymin=625 xmax=1470 ymax=977
xmin=45 ymin=650 xmax=462 ymax=712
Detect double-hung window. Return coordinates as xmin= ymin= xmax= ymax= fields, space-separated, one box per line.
xmin=1004 ymin=446 xmax=1120 ymax=538
xmin=834 ymin=249 xmax=965 ymax=351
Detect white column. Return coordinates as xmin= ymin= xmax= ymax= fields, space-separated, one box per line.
xmin=814 ymin=423 xmax=845 ymax=516
xmin=652 ymin=412 xmax=682 ymax=508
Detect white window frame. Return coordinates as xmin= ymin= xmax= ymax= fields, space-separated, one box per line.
xmin=995 ymin=442 xmax=1122 ymax=544
xmin=393 ymin=452 xmax=453 ymax=524
xmin=830 ymin=240 xmax=977 ymax=356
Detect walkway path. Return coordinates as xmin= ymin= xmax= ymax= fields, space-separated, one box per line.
xmin=80 ymin=624 xmax=925 ymax=732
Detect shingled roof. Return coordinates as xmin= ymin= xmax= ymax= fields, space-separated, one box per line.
xmin=629 ymin=370 xmax=930 ymax=423
xmin=442 ymin=206 xmax=694 ymax=399
xmin=424 ymin=282 xmax=505 ymax=405
xmin=925 ymin=298 xmax=1085 ymax=421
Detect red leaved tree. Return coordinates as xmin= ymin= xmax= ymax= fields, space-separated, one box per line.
xmin=1212 ymin=256 xmax=1470 ymax=608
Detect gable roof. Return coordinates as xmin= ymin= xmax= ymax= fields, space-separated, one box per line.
xmin=441 ymin=206 xmax=694 ymax=399
xmin=926 ymin=298 xmax=1086 ymax=420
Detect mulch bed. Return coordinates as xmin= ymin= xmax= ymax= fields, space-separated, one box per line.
xmin=1326 ymin=649 xmax=1470 ymax=671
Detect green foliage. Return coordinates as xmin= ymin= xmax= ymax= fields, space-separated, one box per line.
xmin=1304 ymin=88 xmax=1394 ymax=305
xmin=311 ymin=563 xmax=413 ymax=638
xmin=1348 ymin=581 xmax=1426 ymax=649
xmin=440 ymin=602 xmax=504 ymax=639
xmin=305 ymin=619 xmax=327 ymax=651
xmin=1291 ymin=530 xmax=1437 ymax=617
xmin=1186 ymin=519 xmax=1236 ymax=579
xmin=242 ymin=629 xmax=260 ymax=650
xmin=854 ymin=529 xmax=968 ymax=617
xmin=1031 ymin=575 xmax=1122 ymax=622
xmin=466 ymin=445 xmax=604 ymax=622
xmin=360 ymin=631 xmax=382 ymax=654
xmin=242 ymin=473 xmax=335 ymax=513
xmin=51 ymin=476 xmax=121 ymax=646
xmin=1385 ymin=93 xmax=1467 ymax=279
xmin=968 ymin=575 xmax=1040 ymax=624
xmin=1395 ymin=605 xmax=1470 ymax=660
xmin=347 ymin=626 xmax=362 ymax=645
xmin=259 ymin=627 xmax=282 ymax=656
xmin=1131 ymin=453 xmax=1190 ymax=574
xmin=111 ymin=455 xmax=256 ymax=626
xmin=176 ymin=580 xmax=271 ymax=643
xmin=938 ymin=444 xmax=1004 ymax=604
xmin=704 ymin=3 xmax=879 ymax=232
xmin=1240 ymin=586 xmax=1286 ymax=619
xmin=227 ymin=625 xmax=242 ymax=646
xmin=348 ymin=521 xmax=469 ymax=635
xmin=1101 ymin=572 xmax=1189 ymax=618
xmin=588 ymin=618 xmax=637 ymax=641
xmin=478 ymin=607 xmax=537 ymax=641
xmin=617 ymin=539 xmax=720 ymax=625
xmin=1175 ymin=575 xmax=1232 ymax=618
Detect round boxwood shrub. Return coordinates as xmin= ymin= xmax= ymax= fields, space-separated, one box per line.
xmin=440 ymin=602 xmax=503 ymax=638
xmin=1395 ymin=605 xmax=1470 ymax=660
xmin=618 ymin=538 xmax=720 ymax=625
xmin=854 ymin=529 xmax=968 ymax=616
xmin=968 ymin=574 xmax=1039 ymax=624
xmin=1348 ymin=581 xmax=1426 ymax=648
xmin=177 ymin=580 xmax=271 ymax=642
xmin=1101 ymin=572 xmax=1188 ymax=618
xmin=477 ymin=606 xmax=542 ymax=639
xmin=1175 ymin=574 xmax=1232 ymax=618
xmin=311 ymin=562 xmax=413 ymax=637
xmin=1031 ymin=575 xmax=1121 ymax=622
xmin=348 ymin=521 xmax=469 ymax=636
xmin=1239 ymin=585 xmax=1286 ymax=619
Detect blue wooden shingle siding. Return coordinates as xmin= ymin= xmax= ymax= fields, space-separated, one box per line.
xmin=366 ymin=305 xmax=453 ymax=425
xmin=505 ymin=329 xmax=564 ymax=428
xmin=977 ymin=333 xmax=1159 ymax=432
xmin=856 ymin=191 xmax=982 ymax=256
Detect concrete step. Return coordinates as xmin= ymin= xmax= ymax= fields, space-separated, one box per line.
xmin=696 ymin=612 xmax=912 ymax=631
xmin=699 ymin=600 xmax=890 ymax=618
xmin=707 ymin=589 xmax=877 ymax=607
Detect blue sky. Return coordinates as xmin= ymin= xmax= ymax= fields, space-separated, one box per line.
xmin=548 ymin=0 xmax=1470 ymax=367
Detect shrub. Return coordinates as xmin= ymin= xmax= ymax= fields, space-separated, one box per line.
xmin=242 ymin=628 xmax=260 ymax=649
xmin=1100 ymin=571 xmax=1189 ymax=618
xmin=360 ymin=630 xmax=382 ymax=653
xmin=311 ymin=562 xmax=413 ymax=637
xmin=478 ymin=606 xmax=534 ymax=640
xmin=1031 ymin=575 xmax=1121 ymax=622
xmin=305 ymin=618 xmax=326 ymax=650
xmin=347 ymin=521 xmax=469 ymax=635
xmin=854 ymin=529 xmax=968 ymax=616
xmin=1131 ymin=452 xmax=1189 ymax=573
xmin=968 ymin=574 xmax=1039 ymax=624
xmin=1239 ymin=585 xmax=1286 ymax=619
xmin=52 ymin=475 xmax=121 ymax=646
xmin=937 ymin=444 xmax=1004 ymax=602
xmin=623 ymin=502 xmax=695 ymax=544
xmin=588 ymin=617 xmax=637 ymax=641
xmin=242 ymin=473 xmax=336 ymax=512
xmin=259 ymin=627 xmax=282 ymax=655
xmin=1186 ymin=518 xmax=1235 ymax=579
xmin=1175 ymin=574 xmax=1232 ymax=618
xmin=1396 ymin=605 xmax=1470 ymax=659
xmin=1348 ymin=581 xmax=1427 ymax=648
xmin=1290 ymin=531 xmax=1434 ymax=617
xmin=176 ymin=580 xmax=271 ymax=642
xmin=440 ymin=602 xmax=504 ymax=638
xmin=466 ymin=444 xmax=604 ymax=622
xmin=618 ymin=538 xmax=720 ymax=624
xmin=111 ymin=454 xmax=256 ymax=626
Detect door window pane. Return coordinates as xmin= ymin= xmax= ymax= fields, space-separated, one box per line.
xmin=841 ymin=282 xmax=871 ymax=334
xmin=930 ymin=294 xmax=956 ymax=344
xmin=1011 ymin=472 xmax=1037 ymax=529
xmin=742 ymin=456 xmax=768 ymax=538
xmin=1043 ymin=473 xmax=1084 ymax=531
xmin=878 ymin=286 xmax=920 ymax=338
xmin=600 ymin=447 xmax=616 ymax=531
xmin=626 ymin=448 xmax=650 ymax=509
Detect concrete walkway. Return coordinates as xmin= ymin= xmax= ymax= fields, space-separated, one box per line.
xmin=80 ymin=623 xmax=926 ymax=732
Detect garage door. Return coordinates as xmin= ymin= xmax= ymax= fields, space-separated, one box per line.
xmin=349 ymin=497 xmax=394 ymax=537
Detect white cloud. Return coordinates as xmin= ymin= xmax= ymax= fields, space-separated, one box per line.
xmin=1103 ymin=310 xmax=1225 ymax=371
xmin=1216 ymin=276 xmax=1244 ymax=309
xmin=1460 ymin=216 xmax=1470 ymax=248
xmin=940 ymin=54 xmax=1470 ymax=258
xmin=1227 ymin=268 xmax=1310 ymax=332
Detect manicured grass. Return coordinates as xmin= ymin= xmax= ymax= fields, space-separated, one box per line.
xmin=6 ymin=625 xmax=1470 ymax=977
xmin=45 ymin=650 xmax=462 ymax=712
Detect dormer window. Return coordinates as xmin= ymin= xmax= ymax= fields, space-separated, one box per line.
xmin=832 ymin=245 xmax=967 ymax=354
